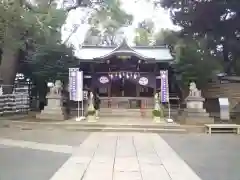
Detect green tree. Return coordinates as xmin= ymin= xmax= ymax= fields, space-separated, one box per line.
xmin=153 ymin=29 xmax=184 ymax=60
xmin=0 ymin=0 xmax=120 ymax=94
xmin=159 ymin=0 xmax=240 ymax=74
xmin=0 ymin=0 xmax=114 ymax=91
xmin=134 ymin=19 xmax=154 ymax=46
xmin=0 ymin=0 xmax=67 ymax=92
xmin=153 ymin=29 xmax=222 ymax=90
xmin=175 ymin=39 xmax=222 ymax=89
xmin=84 ymin=0 xmax=133 ymax=45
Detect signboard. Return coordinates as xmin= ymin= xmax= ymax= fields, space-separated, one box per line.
xmin=218 ymin=98 xmax=230 ymax=121
xmin=160 ymin=70 xmax=169 ymax=103
xmin=69 ymin=68 xmax=79 ymax=101
xmin=76 ymin=71 xmax=83 ymax=101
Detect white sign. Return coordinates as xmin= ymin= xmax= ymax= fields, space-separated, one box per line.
xmin=218 ymin=98 xmax=230 ymax=120
xmin=139 ymin=77 xmax=148 ymax=86
xmin=69 ymin=68 xmax=79 ymax=101
xmin=99 ymin=76 xmax=109 ymax=84
xmin=219 ymin=98 xmax=229 ymax=106
xmin=76 ymin=71 xmax=83 ymax=101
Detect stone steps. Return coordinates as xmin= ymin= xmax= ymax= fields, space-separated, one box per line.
xmin=65 ymin=126 xmax=187 ymax=134
xmin=98 ymin=108 xmax=179 ymax=119
xmin=3 ymin=120 xmax=204 ymax=133
xmin=70 ymin=108 xmax=180 ymax=121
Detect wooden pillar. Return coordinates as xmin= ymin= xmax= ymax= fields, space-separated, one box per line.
xmin=108 ymin=81 xmax=111 ymax=97
xmin=122 ymin=78 xmax=124 ymax=97
xmin=90 ymin=63 xmax=94 ymax=91
xmin=136 ymin=84 xmax=140 ymax=97
xmin=108 ymin=79 xmax=111 ymax=108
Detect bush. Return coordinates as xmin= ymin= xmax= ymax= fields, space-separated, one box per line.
xmin=87 ymin=110 xmax=95 ymax=116
xmin=152 ymin=109 xmax=163 ymax=117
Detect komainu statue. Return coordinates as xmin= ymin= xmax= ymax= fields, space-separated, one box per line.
xmin=189 ymin=82 xmax=201 ymax=97
xmin=50 ymin=80 xmax=62 ymax=95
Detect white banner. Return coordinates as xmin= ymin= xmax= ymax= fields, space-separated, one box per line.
xmin=160 ymin=70 xmax=169 ymax=103
xmin=76 ymin=71 xmax=83 ymax=101
xmin=69 ymin=68 xmax=79 ymax=101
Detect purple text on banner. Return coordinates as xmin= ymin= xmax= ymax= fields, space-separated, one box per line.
xmin=69 ymin=68 xmax=79 ymax=101
xmin=160 ymin=70 xmax=169 ymax=103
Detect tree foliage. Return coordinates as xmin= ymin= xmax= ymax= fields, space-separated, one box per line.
xmin=0 ymin=0 xmax=117 ymax=92
xmin=134 ymin=19 xmax=154 ymax=46
xmin=20 ymin=4 xmax=75 ymax=82
xmin=0 ymin=0 xmax=75 ymax=92
xmin=84 ymin=0 xmax=133 ymax=45
xmin=175 ymin=39 xmax=222 ymax=89
xmin=153 ymin=29 xmax=222 ymax=89
xmin=159 ymin=0 xmax=240 ymax=74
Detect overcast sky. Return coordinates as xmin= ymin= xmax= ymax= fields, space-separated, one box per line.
xmin=61 ymin=0 xmax=179 ymax=49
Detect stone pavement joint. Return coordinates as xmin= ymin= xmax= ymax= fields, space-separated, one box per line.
xmin=0 ymin=138 xmax=73 ymax=154
xmin=49 ymin=133 xmax=101 ymax=180
xmin=49 ymin=132 xmax=203 ymax=180
xmin=151 ymin=134 xmax=202 ymax=180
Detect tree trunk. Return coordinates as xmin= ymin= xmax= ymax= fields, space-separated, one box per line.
xmin=222 ymin=40 xmax=234 ymax=75
xmin=0 ymin=47 xmax=19 ymax=94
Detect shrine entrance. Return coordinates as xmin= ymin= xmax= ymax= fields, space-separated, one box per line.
xmin=110 ymin=78 xmax=137 ymax=97
xmin=92 ymin=72 xmax=156 ymax=109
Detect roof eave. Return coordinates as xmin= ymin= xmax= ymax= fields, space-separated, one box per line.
xmin=94 ymin=50 xmax=154 ymax=61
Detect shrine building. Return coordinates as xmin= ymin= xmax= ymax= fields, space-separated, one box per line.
xmin=75 ymin=39 xmax=181 ymax=109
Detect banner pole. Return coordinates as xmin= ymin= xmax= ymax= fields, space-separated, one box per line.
xmin=168 ymin=101 xmax=171 ymax=119
xmin=77 ymin=100 xmax=80 ymax=119
xmin=81 ymin=100 xmax=84 ymax=118
xmin=75 ymin=70 xmax=83 ymax=121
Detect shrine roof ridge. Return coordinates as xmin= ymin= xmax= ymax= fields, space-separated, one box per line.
xmin=75 ymin=39 xmax=173 ymax=61
xmin=80 ymin=45 xmax=169 ymax=49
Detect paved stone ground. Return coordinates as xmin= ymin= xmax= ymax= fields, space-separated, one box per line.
xmin=0 ymin=130 xmax=202 ymax=180
xmin=0 ymin=128 xmax=89 ymax=146
xmin=0 ymin=129 xmax=89 ymax=180
xmin=161 ymin=134 xmax=240 ymax=180
xmin=0 ymin=145 xmax=69 ymax=180
xmin=0 ymin=128 xmax=239 ymax=180
xmin=49 ymin=132 xmax=201 ymax=180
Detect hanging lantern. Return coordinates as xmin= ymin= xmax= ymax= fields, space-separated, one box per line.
xmin=126 ymin=73 xmax=129 ymax=79
xmin=109 ymin=73 xmax=113 ymax=79
xmin=119 ymin=72 xmax=122 ymax=79
xmin=134 ymin=73 xmax=137 ymax=79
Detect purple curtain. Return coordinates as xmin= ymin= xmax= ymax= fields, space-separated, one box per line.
xmin=91 ymin=73 xmax=156 ymax=89
xmin=126 ymin=74 xmax=156 ymax=88
xmin=91 ymin=74 xmax=110 ymax=88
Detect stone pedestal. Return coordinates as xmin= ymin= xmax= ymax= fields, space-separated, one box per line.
xmin=153 ymin=116 xmax=165 ymax=123
xmin=180 ymin=96 xmax=214 ymax=125
xmin=87 ymin=115 xmax=97 ymax=122
xmin=36 ymin=94 xmax=66 ymax=120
